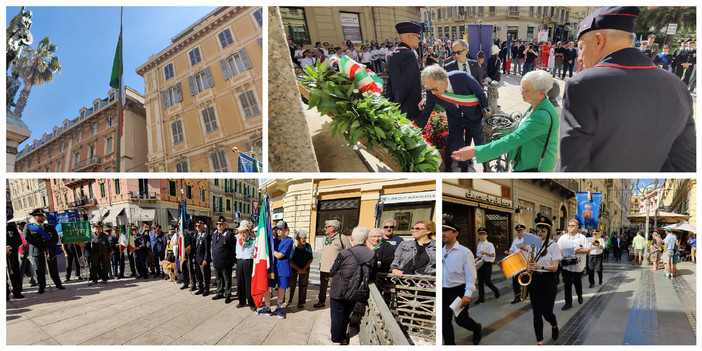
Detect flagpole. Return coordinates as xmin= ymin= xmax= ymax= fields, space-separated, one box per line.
xmin=116 ymin=6 xmax=123 ymax=172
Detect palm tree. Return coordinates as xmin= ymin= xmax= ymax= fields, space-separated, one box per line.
xmin=11 ymin=36 xmax=62 ymax=117
xmin=638 ymin=7 xmax=696 ymax=33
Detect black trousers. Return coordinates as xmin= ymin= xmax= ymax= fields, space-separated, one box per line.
xmin=214 ymin=266 xmax=233 ymax=298
xmin=119 ymin=251 xmax=135 ymax=277
xmin=477 ymin=262 xmax=499 ymax=299
xmin=90 ymin=251 xmax=110 ymax=282
xmin=562 ymin=61 xmax=574 ymax=78
xmin=443 ymin=284 xmax=480 ymax=345
xmin=561 ymin=269 xmax=583 ymax=305
xmin=528 ymin=272 xmax=558 ymax=342
xmin=200 ymin=262 xmax=212 ymax=291
xmin=288 ymin=270 xmax=310 ymax=305
xmin=512 ymin=276 xmax=521 ymax=298
xmin=8 ymin=252 xmax=22 ymax=296
xmin=236 ymin=259 xmax=255 ymax=307
xmin=445 ymin=117 xmax=485 ymax=172
xmin=134 ymin=250 xmax=148 ymax=278
xmin=34 ymin=252 xmax=62 ymax=289
xmin=318 ymin=271 xmax=332 ymax=304
xmin=587 ymin=255 xmax=603 ymax=286
xmin=65 ymin=252 xmax=81 ymax=279
xmin=330 ymin=297 xmax=356 ymax=343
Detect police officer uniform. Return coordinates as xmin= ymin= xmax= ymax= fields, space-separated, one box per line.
xmin=559 ymin=6 xmax=695 ymax=172
xmin=194 ymin=220 xmax=212 ymax=296
xmin=528 ymin=215 xmax=562 ymax=344
xmin=23 ymin=208 xmax=65 ymax=293
xmin=133 ymin=225 xmax=150 ymax=279
xmin=211 ymin=216 xmax=236 ymax=303
xmin=384 ymin=21 xmax=422 ymax=122
xmin=85 ymin=222 xmax=110 ymax=284
xmin=7 ymin=223 xmax=24 ymax=299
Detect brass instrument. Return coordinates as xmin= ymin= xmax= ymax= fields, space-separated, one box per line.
xmin=518 ymin=245 xmax=535 ymax=300
xmin=592 ymin=240 xmax=601 ymax=247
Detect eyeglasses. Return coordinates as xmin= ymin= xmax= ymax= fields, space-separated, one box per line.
xmin=537 ymin=227 xmax=548 ymax=233
xmin=383 ymin=226 xmax=395 ymax=229
xmin=411 ymin=227 xmax=426 ymax=231
xmin=324 ymin=226 xmax=334 ymax=229
xmin=451 ymin=49 xmax=466 ymax=56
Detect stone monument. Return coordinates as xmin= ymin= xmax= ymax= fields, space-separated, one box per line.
xmin=7 ymin=6 xmax=33 ymax=171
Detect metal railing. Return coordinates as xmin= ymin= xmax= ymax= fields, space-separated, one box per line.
xmin=375 ymin=273 xmax=436 ymax=343
xmin=73 ymin=156 xmax=101 ymax=171
xmin=359 ymin=283 xmax=411 ymax=345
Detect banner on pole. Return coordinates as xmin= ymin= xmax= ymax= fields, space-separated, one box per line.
xmin=576 ymin=191 xmax=602 ymax=230
xmin=61 ymin=221 xmax=92 ymax=243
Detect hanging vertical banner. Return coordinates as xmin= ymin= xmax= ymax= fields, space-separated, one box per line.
xmin=576 ymin=191 xmax=602 ymax=229
xmin=61 ymin=221 xmax=92 ymax=243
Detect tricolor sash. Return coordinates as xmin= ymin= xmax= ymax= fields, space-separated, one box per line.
xmin=436 ymin=92 xmax=479 ymax=106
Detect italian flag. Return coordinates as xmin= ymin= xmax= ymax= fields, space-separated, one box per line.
xmin=436 ymin=91 xmax=479 ymax=106
xmin=251 ymin=194 xmax=274 ymax=307
xmin=118 ymin=226 xmax=136 ymax=254
xmin=178 ymin=203 xmax=190 ymax=272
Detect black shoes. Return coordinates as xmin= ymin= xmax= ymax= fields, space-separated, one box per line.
xmin=552 ymin=325 xmax=559 ymax=341
xmin=561 ymin=304 xmax=572 ymax=310
xmin=13 ymin=293 xmax=25 ymax=299
xmin=511 ymin=297 xmax=521 ymax=304
xmin=588 ymin=284 xmax=595 ymax=288
xmin=578 ymin=296 xmax=583 ymax=304
xmin=202 ymin=291 xmax=210 ymax=297
xmin=56 ymin=285 xmax=65 ymax=290
xmin=236 ymin=303 xmax=246 ymax=308
xmin=180 ymin=285 xmax=189 ymax=290
xmin=313 ymin=302 xmax=325 ymax=308
xmin=38 ymin=287 xmax=45 ymax=294
xmin=474 ymin=298 xmax=485 ymax=305
xmin=473 ymin=323 xmax=482 ymax=345
xmin=195 ymin=290 xmax=204 ymax=295
xmin=225 ymin=297 xmax=233 ymax=304
xmin=212 ymin=294 xmax=224 ymax=300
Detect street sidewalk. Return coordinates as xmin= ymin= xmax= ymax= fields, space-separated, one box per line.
xmin=6 ymin=250 xmax=354 ymax=345
xmin=449 ymin=254 xmax=697 ymax=345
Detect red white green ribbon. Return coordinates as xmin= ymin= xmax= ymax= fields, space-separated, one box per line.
xmin=436 ymin=91 xmax=479 ymax=106
xmin=328 ymin=54 xmax=383 ymax=94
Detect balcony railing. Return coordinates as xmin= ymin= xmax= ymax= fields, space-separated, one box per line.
xmin=73 ymin=156 xmax=101 ymax=171
xmin=358 ymin=283 xmax=410 ymax=345
xmin=375 ymin=273 xmax=436 ymax=344
xmin=129 ymin=191 xmax=159 ymax=200
xmin=508 ymin=11 xmax=520 ymax=16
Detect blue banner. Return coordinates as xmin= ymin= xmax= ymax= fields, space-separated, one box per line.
xmin=576 ymin=191 xmax=602 ymax=229
xmin=468 ymin=24 xmax=494 ymax=62
xmin=238 ymin=151 xmax=262 ymax=173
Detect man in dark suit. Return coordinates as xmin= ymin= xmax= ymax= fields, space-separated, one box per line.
xmin=7 ymin=224 xmax=24 ymax=299
xmin=613 ymin=233 xmax=625 ymax=261
xmin=211 ymin=216 xmax=236 ymax=303
xmin=559 ymin=6 xmax=695 ymax=172
xmin=417 ymin=65 xmax=490 ymax=172
xmin=384 ymin=21 xmax=422 ymax=122
xmin=23 ymin=208 xmax=65 ymax=293
xmin=192 ymin=219 xmax=211 ymax=295
xmin=444 ymin=40 xmax=485 ymax=87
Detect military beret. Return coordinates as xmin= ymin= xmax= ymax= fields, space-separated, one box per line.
xmin=577 ymin=6 xmax=640 ymax=39
xmin=535 ymin=215 xmax=553 ymax=227
xmin=442 ymin=218 xmax=459 ymax=232
xmin=104 ymin=224 xmax=113 ymax=231
xmin=477 ymin=227 xmax=488 ymax=234
xmin=29 ymin=208 xmax=45 ymax=216
xmin=515 ymin=224 xmax=526 ymax=231
xmin=395 ymin=21 xmax=422 ymax=35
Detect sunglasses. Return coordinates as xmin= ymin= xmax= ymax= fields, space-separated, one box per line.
xmin=451 ymin=49 xmax=466 ymax=56
xmin=383 ymin=226 xmax=395 ymax=229
xmin=411 ymin=227 xmax=426 ymax=231
xmin=537 ymin=227 xmax=549 ymax=233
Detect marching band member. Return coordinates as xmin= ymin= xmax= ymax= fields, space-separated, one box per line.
xmin=528 ymin=215 xmax=562 ymax=345
xmin=558 ymin=219 xmax=590 ymax=310
xmin=508 ymin=224 xmax=529 ymax=303
xmin=475 ymin=228 xmax=499 ymax=304
xmin=587 ymin=230 xmax=606 ymax=287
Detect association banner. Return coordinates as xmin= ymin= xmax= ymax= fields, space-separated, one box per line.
xmin=576 ymin=191 xmax=602 ymax=230
xmin=61 ymin=221 xmax=92 ymax=243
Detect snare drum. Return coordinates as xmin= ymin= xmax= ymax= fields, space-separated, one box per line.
xmin=499 ymin=251 xmax=528 ymax=279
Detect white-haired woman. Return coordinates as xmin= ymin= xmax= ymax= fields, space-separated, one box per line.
xmin=451 ymin=70 xmax=559 ymax=172
xmin=287 ymin=230 xmax=313 ymax=308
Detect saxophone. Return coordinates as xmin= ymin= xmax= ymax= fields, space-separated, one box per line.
xmin=518 ymin=244 xmax=535 ymax=300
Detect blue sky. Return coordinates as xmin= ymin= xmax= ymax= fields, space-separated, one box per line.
xmin=7 ymin=6 xmax=217 ymax=148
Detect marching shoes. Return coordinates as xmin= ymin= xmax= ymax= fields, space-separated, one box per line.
xmin=552 ymin=325 xmax=559 ymax=341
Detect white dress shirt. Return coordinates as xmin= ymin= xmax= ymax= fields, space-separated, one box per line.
xmin=476 ymin=240 xmax=496 ymax=263
xmin=534 ymin=240 xmax=563 ymax=272
xmin=509 ymin=236 xmax=525 ymax=253
xmin=558 ymin=233 xmax=588 ymax=272
xmin=443 ymin=242 xmax=477 ymax=297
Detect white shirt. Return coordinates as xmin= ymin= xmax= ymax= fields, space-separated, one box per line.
xmin=442 ymin=242 xmax=477 ymax=297
xmin=534 ymin=240 xmax=562 ymax=272
xmin=476 ymin=240 xmax=496 ymax=263
xmin=558 ymin=233 xmax=588 ymax=272
xmin=360 ymin=51 xmax=372 ymax=63
xmin=294 ymin=49 xmax=304 ymax=62
xmin=509 ymin=236 xmax=525 ymax=253
xmin=588 ymin=237 xmax=606 ymax=255
xmin=299 ymin=57 xmax=314 ymax=69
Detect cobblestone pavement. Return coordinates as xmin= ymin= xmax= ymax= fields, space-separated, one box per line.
xmin=5 ymin=252 xmax=356 ymax=345
xmin=450 ymin=255 xmax=697 ymax=345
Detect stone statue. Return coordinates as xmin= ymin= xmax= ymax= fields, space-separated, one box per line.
xmin=7 ymin=6 xmax=33 ymax=128
xmin=6 ymin=6 xmax=34 ymax=68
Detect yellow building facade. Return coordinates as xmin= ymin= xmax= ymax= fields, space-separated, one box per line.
xmin=136 ymin=7 xmax=263 ymax=172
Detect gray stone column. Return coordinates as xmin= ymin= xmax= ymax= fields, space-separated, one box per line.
xmin=7 ymin=122 xmax=31 ymax=172
xmin=268 ymin=7 xmax=319 ymax=172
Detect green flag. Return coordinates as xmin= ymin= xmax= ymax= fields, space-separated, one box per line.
xmin=109 ymin=33 xmax=122 ymax=89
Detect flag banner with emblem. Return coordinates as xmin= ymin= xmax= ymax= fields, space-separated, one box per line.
xmin=576 ymin=191 xmax=602 ymax=229
xmin=61 ymin=221 xmax=92 ymax=243
xmin=238 ymin=151 xmax=262 ymax=173
xmin=119 ymin=228 xmax=136 ymax=254
xmin=251 ymin=194 xmax=274 ymax=307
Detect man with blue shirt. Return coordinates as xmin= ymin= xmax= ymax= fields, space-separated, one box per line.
xmin=662 ymin=227 xmax=677 ymax=279
xmin=442 ymin=219 xmax=482 ymax=345
xmin=258 ymin=220 xmax=293 ymax=318
xmin=150 ymin=224 xmax=166 ymax=278
xmin=687 ymin=233 xmax=696 ymax=263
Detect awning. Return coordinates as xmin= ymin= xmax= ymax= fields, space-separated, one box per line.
xmin=627 ymin=211 xmax=690 ymax=224
xmin=104 ymin=208 xmax=125 ymax=225
xmin=133 ymin=209 xmax=155 ymax=222
xmin=91 ymin=209 xmax=109 ymax=223
xmin=670 ymin=221 xmax=697 ymax=233
xmin=168 ymin=208 xmax=179 ymax=222
xmin=444 ymin=196 xmax=479 ymax=207
xmin=7 ymin=216 xmax=29 ymax=224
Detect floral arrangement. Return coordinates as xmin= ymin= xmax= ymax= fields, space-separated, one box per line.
xmin=421 ymin=111 xmax=448 ymax=150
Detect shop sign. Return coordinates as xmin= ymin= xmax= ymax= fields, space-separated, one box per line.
xmin=380 ymin=191 xmax=436 ymax=204
xmin=465 ymin=190 xmax=512 ymax=207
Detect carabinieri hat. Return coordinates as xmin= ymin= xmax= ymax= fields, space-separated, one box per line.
xmin=442 ymin=218 xmax=460 ymax=232
xmin=577 ymin=6 xmax=640 ymax=39
xmin=515 ymin=224 xmax=526 ymax=231
xmin=29 ymin=208 xmax=45 ymax=216
xmin=477 ymin=227 xmax=488 ymax=234
xmin=395 ymin=21 xmax=422 ymax=35
xmin=535 ymin=215 xmax=553 ymax=227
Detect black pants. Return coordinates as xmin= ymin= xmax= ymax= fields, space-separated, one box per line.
xmin=512 ymin=275 xmax=521 ymax=298
xmin=562 ymin=61 xmax=574 ymax=78
xmin=200 ymin=262 xmax=212 ymax=291
xmin=90 ymin=251 xmax=110 ymax=282
xmin=8 ymin=252 xmax=22 ymax=296
xmin=119 ymin=251 xmax=135 ymax=277
xmin=65 ymin=252 xmax=81 ymax=279
xmin=236 ymin=259 xmax=255 ymax=307
xmin=561 ymin=269 xmax=583 ymax=305
xmin=528 ymin=272 xmax=558 ymax=342
xmin=34 ymin=252 xmax=62 ymax=289
xmin=613 ymin=247 xmax=621 ymax=260
xmin=443 ymin=284 xmax=480 ymax=345
xmin=587 ymin=255 xmax=603 ymax=286
xmin=110 ymin=251 xmax=120 ymax=277
xmin=477 ymin=262 xmax=499 ymax=299
xmin=330 ymin=297 xmax=356 ymax=343
xmin=288 ymin=269 xmax=310 ymax=305
xmin=318 ymin=271 xmax=332 ymax=304
xmin=214 ymin=266 xmax=233 ymax=298
xmin=445 ymin=117 xmax=484 ymax=172
xmin=134 ymin=250 xmax=148 ymax=278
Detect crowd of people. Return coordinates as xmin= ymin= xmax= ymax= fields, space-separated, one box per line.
xmin=7 ymin=208 xmax=436 ymax=345
xmin=442 ymin=213 xmax=696 ymax=345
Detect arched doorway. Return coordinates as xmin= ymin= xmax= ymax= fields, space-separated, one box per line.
xmin=559 ymin=205 xmax=567 ymax=231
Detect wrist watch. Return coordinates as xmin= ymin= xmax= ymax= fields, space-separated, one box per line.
xmin=541 ymin=265 xmax=544 ymax=270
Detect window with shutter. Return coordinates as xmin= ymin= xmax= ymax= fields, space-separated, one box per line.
xmin=171 ymin=120 xmax=184 ymax=145
xmin=164 ymin=63 xmax=175 ymax=81
xmin=188 ymin=47 xmax=202 ymax=66
xmin=239 ymin=90 xmax=261 ymax=119
xmin=202 ymin=107 xmax=219 ymax=133
xmin=218 ymin=29 xmax=235 ymax=48
xmin=253 ymin=8 xmax=262 ymax=27
xmin=210 ymin=150 xmax=228 ymax=172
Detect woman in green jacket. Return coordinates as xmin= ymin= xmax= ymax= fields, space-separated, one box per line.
xmin=451 ymin=70 xmax=559 ymax=172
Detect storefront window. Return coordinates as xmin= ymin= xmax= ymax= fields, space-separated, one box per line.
xmin=280 ymin=7 xmax=311 ymax=45
xmin=378 ymin=202 xmax=434 ymax=237
xmin=315 ymin=198 xmax=360 ymax=244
